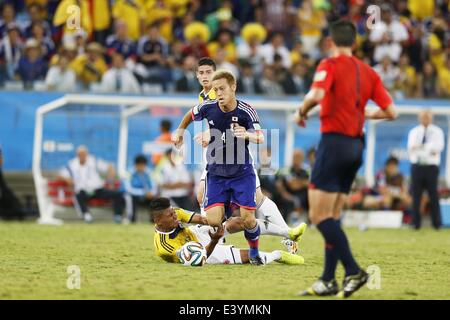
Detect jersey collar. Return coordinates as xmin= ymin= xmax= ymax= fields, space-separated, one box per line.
xmin=155 ymin=222 xmax=184 ymax=238
xmin=200 ymin=88 xmax=213 ymax=100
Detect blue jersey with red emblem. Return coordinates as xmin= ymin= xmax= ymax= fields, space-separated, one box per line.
xmin=191 ymin=99 xmax=261 ymax=177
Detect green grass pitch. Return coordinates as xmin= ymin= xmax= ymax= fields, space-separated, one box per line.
xmin=1 ymin=222 xmax=449 ymax=300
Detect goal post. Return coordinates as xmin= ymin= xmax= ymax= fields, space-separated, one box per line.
xmin=32 ymin=94 xmax=450 ymax=225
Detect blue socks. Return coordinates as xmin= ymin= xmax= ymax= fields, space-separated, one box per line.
xmin=244 ymin=223 xmax=260 ymax=259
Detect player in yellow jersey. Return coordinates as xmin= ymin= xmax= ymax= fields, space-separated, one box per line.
xmin=197 ymin=57 xmax=217 ymax=103
xmin=174 ymin=58 xmax=302 ymax=255
xmin=151 ymin=197 xmax=306 ymax=265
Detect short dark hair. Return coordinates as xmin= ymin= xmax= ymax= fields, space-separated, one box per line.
xmin=160 ymin=119 xmax=172 ymax=132
xmin=330 ymin=20 xmax=356 ymax=47
xmin=385 ymin=156 xmax=399 ymax=166
xmin=149 ymin=197 xmax=171 ymax=217
xmin=134 ymin=154 xmax=148 ymax=165
xmin=273 ymin=53 xmax=283 ymax=62
xmin=198 ymin=57 xmax=216 ymax=71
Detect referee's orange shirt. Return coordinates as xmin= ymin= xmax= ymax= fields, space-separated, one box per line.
xmin=311 ymin=55 xmax=393 ymax=137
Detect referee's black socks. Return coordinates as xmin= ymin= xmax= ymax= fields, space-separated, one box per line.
xmin=317 ymin=218 xmax=360 ymax=279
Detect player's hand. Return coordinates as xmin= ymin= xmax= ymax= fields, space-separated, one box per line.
xmin=232 ymin=125 xmax=248 ymax=139
xmin=145 ymin=192 xmax=153 ymax=199
xmin=172 ymin=129 xmax=184 ymax=148
xmin=296 ymin=109 xmax=308 ymax=127
xmin=194 ymin=130 xmax=211 ymax=147
xmin=208 ymin=226 xmax=224 ymax=241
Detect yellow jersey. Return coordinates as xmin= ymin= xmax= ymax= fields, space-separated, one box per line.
xmin=198 ymin=88 xmax=216 ymax=102
xmin=112 ymin=0 xmax=147 ymax=41
xmin=154 ymin=208 xmax=199 ymax=263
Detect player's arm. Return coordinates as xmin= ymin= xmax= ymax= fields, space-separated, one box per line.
xmin=173 ymin=103 xmax=208 ymax=148
xmin=233 ymin=125 xmax=264 ymax=144
xmin=187 ymin=213 xmax=208 ymax=225
xmin=172 ymin=110 xmax=193 ymax=148
xmin=365 ymin=104 xmax=397 ymax=120
xmin=205 ymin=226 xmax=224 ymax=258
xmin=194 ymin=129 xmax=211 ymax=147
xmin=234 ymin=107 xmax=264 ymax=144
xmin=365 ymin=72 xmax=397 ymax=121
xmin=297 ymin=87 xmax=325 ymax=126
xmin=297 ymin=59 xmax=331 ymax=127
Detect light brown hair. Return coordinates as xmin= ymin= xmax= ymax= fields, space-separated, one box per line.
xmin=212 ymin=69 xmax=236 ymax=86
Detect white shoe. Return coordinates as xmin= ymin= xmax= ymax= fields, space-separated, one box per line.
xmin=84 ymin=213 xmax=93 ymax=223
xmin=122 ymin=217 xmax=130 ymax=225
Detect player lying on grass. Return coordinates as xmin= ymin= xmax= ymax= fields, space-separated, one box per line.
xmin=151 ymin=197 xmax=306 ymax=265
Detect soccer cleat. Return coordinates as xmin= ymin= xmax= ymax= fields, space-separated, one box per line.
xmin=288 ymin=222 xmax=307 ymax=243
xmin=277 ymin=251 xmax=305 ymax=265
xmin=336 ymin=270 xmax=369 ymax=299
xmin=84 ymin=213 xmax=93 ymax=223
xmin=249 ymin=255 xmax=265 ymax=266
xmin=298 ymin=279 xmax=339 ymax=297
xmin=281 ymin=238 xmax=298 ymax=254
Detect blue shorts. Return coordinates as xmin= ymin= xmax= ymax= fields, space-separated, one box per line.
xmin=204 ymin=171 xmax=257 ymax=211
xmin=310 ymin=133 xmax=364 ymax=194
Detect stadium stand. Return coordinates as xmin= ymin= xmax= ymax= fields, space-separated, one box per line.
xmin=0 ymin=0 xmax=448 ymax=97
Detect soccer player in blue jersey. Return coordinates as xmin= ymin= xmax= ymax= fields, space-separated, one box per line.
xmin=173 ymin=70 xmax=266 ymax=265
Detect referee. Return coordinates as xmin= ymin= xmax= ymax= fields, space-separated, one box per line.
xmin=296 ymin=20 xmax=397 ymax=298
xmin=407 ymin=110 xmax=444 ymax=230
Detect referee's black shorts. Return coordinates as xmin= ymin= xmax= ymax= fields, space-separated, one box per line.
xmin=310 ymin=132 xmax=364 ymax=194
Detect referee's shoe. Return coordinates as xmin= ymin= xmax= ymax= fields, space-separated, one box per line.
xmin=298 ymin=279 xmax=339 ymax=297
xmin=336 ymin=270 xmax=369 ymax=299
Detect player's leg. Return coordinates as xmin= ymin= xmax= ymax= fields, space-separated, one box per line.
xmin=197 ymin=172 xmax=207 ymax=216
xmin=317 ymin=192 xmax=346 ymax=283
xmin=232 ymin=170 xmax=266 ymax=264
xmin=298 ymin=189 xmax=340 ymax=296
xmin=204 ymin=173 xmax=227 ymax=227
xmin=333 ymin=139 xmax=368 ymax=298
xmin=205 ymin=206 xmax=225 ymax=227
xmin=244 ymin=250 xmax=304 ymax=265
xmin=256 ymin=189 xmax=290 ymax=228
xmin=203 ymin=245 xmax=290 ymax=265
xmin=255 ymin=169 xmax=289 ymax=229
xmin=224 ymin=216 xmax=305 ymax=241
xmin=300 ymin=135 xmax=347 ymax=296
xmin=240 ymin=207 xmax=262 ymax=263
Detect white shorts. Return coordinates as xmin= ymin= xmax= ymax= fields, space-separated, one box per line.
xmin=189 ymin=224 xmax=242 ymax=264
xmin=199 ymin=168 xmax=261 ymax=189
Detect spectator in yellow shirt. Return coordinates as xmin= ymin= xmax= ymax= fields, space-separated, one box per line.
xmin=428 ymin=23 xmax=446 ymax=72
xmin=112 ymin=0 xmax=147 ymax=41
xmin=207 ymin=29 xmax=236 ymax=63
xmin=437 ymin=56 xmax=450 ymax=98
xmin=71 ymin=42 xmax=107 ymax=89
xmin=395 ymin=54 xmax=419 ymax=98
xmin=407 ymin=0 xmax=434 ymax=20
xmin=298 ymin=0 xmax=327 ymax=60
xmin=89 ymin=0 xmax=111 ymax=44
xmin=53 ymin=0 xmax=92 ymax=39
xmin=145 ymin=0 xmax=174 ymax=43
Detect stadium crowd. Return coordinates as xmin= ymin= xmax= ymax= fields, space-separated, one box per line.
xmin=0 ymin=0 xmax=449 ymax=97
